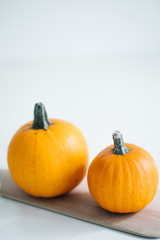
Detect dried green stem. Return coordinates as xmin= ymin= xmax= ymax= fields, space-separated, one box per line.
xmin=112 ymin=131 xmax=129 ymax=155
xmin=32 ymin=102 xmax=50 ymax=130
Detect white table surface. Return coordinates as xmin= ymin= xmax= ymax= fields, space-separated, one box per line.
xmin=0 ymin=195 xmax=155 ymax=240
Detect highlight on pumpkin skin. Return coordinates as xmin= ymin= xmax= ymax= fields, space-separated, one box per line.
xmin=8 ymin=102 xmax=89 ymax=198
xmin=87 ymin=131 xmax=159 ymax=213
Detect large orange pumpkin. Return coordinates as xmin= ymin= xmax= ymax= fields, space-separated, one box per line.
xmin=87 ymin=131 xmax=159 ymax=213
xmin=8 ymin=103 xmax=88 ymax=197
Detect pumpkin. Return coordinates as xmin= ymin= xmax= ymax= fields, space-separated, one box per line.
xmin=87 ymin=131 xmax=159 ymax=213
xmin=8 ymin=103 xmax=88 ymax=197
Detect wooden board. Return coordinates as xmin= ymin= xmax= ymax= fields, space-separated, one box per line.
xmin=0 ymin=169 xmax=160 ymax=238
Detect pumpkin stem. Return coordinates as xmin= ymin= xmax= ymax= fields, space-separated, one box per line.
xmin=112 ymin=131 xmax=129 ymax=155
xmin=32 ymin=102 xmax=51 ymax=130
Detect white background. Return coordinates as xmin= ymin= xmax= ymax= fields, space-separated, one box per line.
xmin=0 ymin=0 xmax=160 ymax=239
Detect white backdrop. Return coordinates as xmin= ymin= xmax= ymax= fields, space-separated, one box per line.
xmin=0 ymin=0 xmax=160 ymax=179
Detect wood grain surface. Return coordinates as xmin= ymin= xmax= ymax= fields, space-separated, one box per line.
xmin=0 ymin=169 xmax=160 ymax=238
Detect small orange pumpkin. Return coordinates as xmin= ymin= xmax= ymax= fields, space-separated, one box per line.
xmin=8 ymin=103 xmax=88 ymax=197
xmin=87 ymin=131 xmax=159 ymax=213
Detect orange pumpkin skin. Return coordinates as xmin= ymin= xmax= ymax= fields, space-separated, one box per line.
xmin=87 ymin=135 xmax=159 ymax=213
xmin=8 ymin=105 xmax=88 ymax=198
